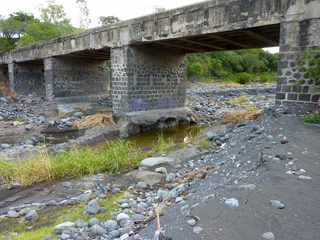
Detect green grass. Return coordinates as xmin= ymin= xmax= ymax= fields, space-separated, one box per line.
xmin=304 ymin=114 xmax=320 ymax=124
xmin=0 ymin=193 xmax=123 ymax=240
xmin=0 ymin=136 xmax=175 ymax=187
xmin=228 ymin=95 xmax=249 ymax=106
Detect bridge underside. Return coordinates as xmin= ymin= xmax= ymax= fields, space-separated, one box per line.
xmin=138 ymin=24 xmax=280 ymax=54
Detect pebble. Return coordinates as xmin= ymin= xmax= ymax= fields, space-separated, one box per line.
xmin=270 ymin=200 xmax=285 ymax=209
xmin=55 ymin=222 xmax=75 ymax=235
xmin=116 ymin=213 xmax=130 ymax=222
xmin=7 ymin=210 xmax=19 ymax=218
xmin=90 ymin=224 xmax=106 ymax=236
xmin=86 ymin=199 xmax=100 ymax=215
xmin=25 ymin=209 xmax=39 ymax=221
xmin=262 ymin=232 xmax=275 ymax=240
xmin=239 ymin=184 xmax=256 ymax=191
xmin=224 ymin=198 xmax=240 ymax=208
xmin=187 ymin=218 xmax=197 ymax=226
xmin=193 ymin=226 xmax=203 ymax=234
xmin=298 ymin=175 xmax=312 ymax=180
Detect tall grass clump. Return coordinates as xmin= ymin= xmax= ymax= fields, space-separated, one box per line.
xmin=304 ymin=114 xmax=320 ymax=124
xmin=0 ymin=137 xmax=175 ymax=187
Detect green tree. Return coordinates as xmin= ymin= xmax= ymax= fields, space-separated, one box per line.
xmin=40 ymin=0 xmax=68 ymax=24
xmin=99 ymin=16 xmax=120 ymax=26
xmin=0 ymin=12 xmax=35 ymax=50
xmin=76 ymin=0 xmax=91 ymax=29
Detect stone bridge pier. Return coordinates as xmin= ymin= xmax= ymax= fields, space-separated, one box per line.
xmin=111 ymin=46 xmax=186 ymax=116
xmin=277 ymin=1 xmax=320 ymax=112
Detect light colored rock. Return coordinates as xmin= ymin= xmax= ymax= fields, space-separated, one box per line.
xmin=193 ymin=226 xmax=203 ymax=234
xmin=90 ymin=224 xmax=106 ymax=236
xmin=155 ymin=167 xmax=168 ymax=175
xmin=140 ymin=157 xmax=174 ymax=170
xmin=262 ymin=232 xmax=275 ymax=240
xmin=298 ymin=175 xmax=312 ymax=180
xmin=136 ymin=171 xmax=164 ymax=186
xmin=270 ymin=200 xmax=285 ymax=209
xmin=116 ymin=213 xmax=130 ymax=222
xmin=187 ymin=218 xmax=197 ymax=226
xmin=239 ymin=184 xmax=256 ymax=191
xmin=225 ymin=198 xmax=240 ymax=208
xmin=7 ymin=210 xmax=19 ymax=218
xmin=25 ymin=209 xmax=39 ymax=221
xmin=54 ymin=222 xmax=75 ymax=234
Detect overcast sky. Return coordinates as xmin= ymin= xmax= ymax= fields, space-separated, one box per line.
xmin=0 ymin=0 xmax=279 ymax=53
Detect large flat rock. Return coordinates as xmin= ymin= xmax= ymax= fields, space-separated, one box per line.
xmin=139 ymin=157 xmax=175 ymax=170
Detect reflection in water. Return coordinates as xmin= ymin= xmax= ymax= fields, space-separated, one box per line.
xmin=128 ymin=124 xmax=204 ymax=151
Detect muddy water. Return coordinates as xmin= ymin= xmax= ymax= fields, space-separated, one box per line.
xmin=127 ymin=124 xmax=204 ymax=151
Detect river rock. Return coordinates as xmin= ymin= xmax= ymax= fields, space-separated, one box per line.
xmin=90 ymin=224 xmax=106 ymax=236
xmin=270 ymin=200 xmax=285 ymax=209
xmin=55 ymin=222 xmax=75 ymax=235
xmin=116 ymin=213 xmax=130 ymax=222
xmin=105 ymin=220 xmax=118 ymax=231
xmin=7 ymin=210 xmax=19 ymax=218
xmin=262 ymin=232 xmax=275 ymax=240
xmin=86 ymin=199 xmax=100 ymax=215
xmin=135 ymin=171 xmax=165 ymax=186
xmin=25 ymin=209 xmax=39 ymax=221
xmin=139 ymin=157 xmax=174 ymax=170
xmin=225 ymin=198 xmax=240 ymax=208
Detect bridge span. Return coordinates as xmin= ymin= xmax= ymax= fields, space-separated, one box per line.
xmin=0 ymin=0 xmax=319 ymax=115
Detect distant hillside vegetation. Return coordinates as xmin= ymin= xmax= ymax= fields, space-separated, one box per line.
xmin=186 ymin=49 xmax=279 ymax=84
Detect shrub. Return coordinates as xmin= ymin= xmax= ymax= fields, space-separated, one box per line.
xmin=259 ymin=72 xmax=277 ymax=83
xmin=234 ymin=72 xmax=253 ymax=84
xmin=304 ymin=114 xmax=320 ymax=124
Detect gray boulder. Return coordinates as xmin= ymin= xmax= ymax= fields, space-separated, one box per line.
xmin=86 ymin=199 xmax=100 ymax=215
xmin=139 ymin=157 xmax=174 ymax=170
xmin=25 ymin=209 xmax=39 ymax=221
xmin=135 ymin=171 xmax=165 ymax=186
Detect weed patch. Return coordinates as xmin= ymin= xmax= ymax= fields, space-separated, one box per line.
xmin=304 ymin=114 xmax=320 ymax=124
xmin=228 ymin=96 xmax=249 ymax=106
xmin=0 ymin=193 xmax=123 ymax=240
xmin=0 ymin=136 xmax=175 ymax=187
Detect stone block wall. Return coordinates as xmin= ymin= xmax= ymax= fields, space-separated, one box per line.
xmin=45 ymin=57 xmax=109 ymax=98
xmin=111 ymin=46 xmax=186 ymax=114
xmin=277 ymin=7 xmax=320 ymax=112
xmin=9 ymin=61 xmax=45 ymax=96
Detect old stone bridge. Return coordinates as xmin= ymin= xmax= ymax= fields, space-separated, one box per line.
xmin=0 ymin=0 xmax=319 ymax=116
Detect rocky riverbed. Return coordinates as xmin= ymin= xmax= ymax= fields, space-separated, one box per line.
xmin=0 ymin=83 xmax=275 ymax=160
xmin=2 ymin=83 xmax=318 ymax=240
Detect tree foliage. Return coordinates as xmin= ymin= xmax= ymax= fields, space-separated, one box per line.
xmin=76 ymin=0 xmax=91 ymax=29
xmin=0 ymin=1 xmax=76 ymax=51
xmin=301 ymin=48 xmax=320 ymax=85
xmin=99 ymin=16 xmax=120 ymax=26
xmin=40 ymin=0 xmax=68 ymax=24
xmin=186 ymin=49 xmax=279 ymax=84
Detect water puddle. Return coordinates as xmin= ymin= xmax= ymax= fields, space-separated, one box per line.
xmin=127 ymin=124 xmax=205 ymax=151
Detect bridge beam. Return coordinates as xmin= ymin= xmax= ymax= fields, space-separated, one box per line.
xmin=111 ymin=45 xmax=186 ymax=115
xmin=277 ymin=1 xmax=320 ymax=113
